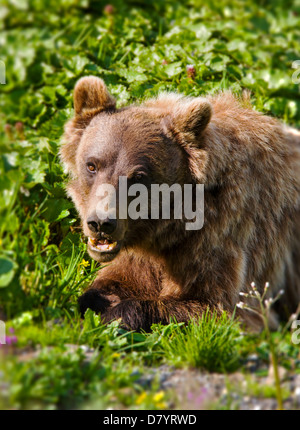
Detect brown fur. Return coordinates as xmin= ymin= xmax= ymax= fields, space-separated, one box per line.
xmin=60 ymin=76 xmax=300 ymax=331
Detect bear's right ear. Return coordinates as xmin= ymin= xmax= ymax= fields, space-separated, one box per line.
xmin=60 ymin=77 xmax=116 ymax=175
xmin=171 ymin=97 xmax=212 ymax=142
xmin=73 ymin=76 xmax=116 ymax=117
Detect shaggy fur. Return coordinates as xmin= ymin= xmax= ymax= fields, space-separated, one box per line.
xmin=60 ymin=76 xmax=300 ymax=331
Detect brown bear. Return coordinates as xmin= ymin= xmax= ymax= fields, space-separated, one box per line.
xmin=60 ymin=76 xmax=300 ymax=331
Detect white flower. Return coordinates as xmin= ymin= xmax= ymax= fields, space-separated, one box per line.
xmin=236 ymin=301 xmax=246 ymax=309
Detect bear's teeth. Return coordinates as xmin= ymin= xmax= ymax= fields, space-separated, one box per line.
xmin=88 ymin=237 xmax=117 ymax=251
xmin=96 ymin=241 xmax=117 ymax=251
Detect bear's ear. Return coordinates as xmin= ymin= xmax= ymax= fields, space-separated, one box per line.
xmin=159 ymin=96 xmax=212 ymax=182
xmin=173 ymin=97 xmax=212 ymax=139
xmin=74 ymin=76 xmax=116 ymax=117
xmin=60 ymin=77 xmax=116 ymax=175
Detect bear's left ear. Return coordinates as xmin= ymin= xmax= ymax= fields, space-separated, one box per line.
xmin=74 ymin=76 xmax=116 ymax=117
xmin=173 ymin=98 xmax=212 ymax=139
xmin=60 ymin=77 xmax=116 ymax=175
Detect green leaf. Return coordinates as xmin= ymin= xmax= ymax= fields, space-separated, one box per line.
xmin=0 ymin=256 xmax=18 ymax=288
xmin=43 ymin=198 xmax=73 ymax=222
xmin=163 ymin=61 xmax=182 ymax=78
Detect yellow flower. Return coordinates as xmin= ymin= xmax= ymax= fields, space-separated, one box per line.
xmin=153 ymin=391 xmax=164 ymax=403
xmin=80 ymin=259 xmax=90 ymax=267
xmin=136 ymin=392 xmax=147 ymax=405
xmin=112 ymin=352 xmax=121 ymax=358
xmin=156 ymin=402 xmax=167 ymax=409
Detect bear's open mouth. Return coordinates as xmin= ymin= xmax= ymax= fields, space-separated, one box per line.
xmin=88 ymin=236 xmax=120 ymax=253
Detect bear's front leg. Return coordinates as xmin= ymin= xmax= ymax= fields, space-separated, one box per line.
xmin=78 ymin=273 xmax=131 ymax=317
xmin=102 ymin=298 xmax=213 ymax=332
xmin=78 ymin=255 xmax=163 ymax=320
xmin=78 ymin=287 xmax=121 ymax=317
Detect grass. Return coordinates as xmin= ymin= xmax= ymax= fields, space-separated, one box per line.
xmin=150 ymin=312 xmax=242 ymax=372
xmin=0 ymin=0 xmax=300 ymax=410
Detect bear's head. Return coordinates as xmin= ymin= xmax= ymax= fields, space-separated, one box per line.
xmin=60 ymin=76 xmax=212 ymax=262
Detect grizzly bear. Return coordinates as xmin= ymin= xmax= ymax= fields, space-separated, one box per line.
xmin=60 ymin=76 xmax=300 ymax=331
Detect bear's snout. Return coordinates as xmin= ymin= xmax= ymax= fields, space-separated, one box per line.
xmin=85 ymin=212 xmax=126 ymax=262
xmin=87 ymin=214 xmax=117 ymax=235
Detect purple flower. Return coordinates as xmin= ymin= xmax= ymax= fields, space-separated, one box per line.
xmin=187 ymin=387 xmax=208 ymax=408
xmin=186 ymin=64 xmax=196 ymax=80
xmin=3 ymin=335 xmax=17 ymax=345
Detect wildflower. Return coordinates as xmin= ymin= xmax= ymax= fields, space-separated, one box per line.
xmin=295 ymin=386 xmax=300 ymax=398
xmin=111 ymin=352 xmax=120 ymax=359
xmin=261 ymin=282 xmax=270 ymax=299
xmin=187 ymin=388 xmax=208 ymax=408
xmin=20 ymin=186 xmax=30 ymax=197
xmin=80 ymin=259 xmax=90 ymax=268
xmin=136 ymin=392 xmax=147 ymax=405
xmin=264 ymin=299 xmax=272 ymax=308
xmin=103 ymin=4 xmax=115 ymax=15
xmin=5 ymin=335 xmax=17 ymax=345
xmin=240 ymin=282 xmax=284 ymax=410
xmin=155 ymin=401 xmax=167 ymax=409
xmin=4 ymin=124 xmax=12 ymax=139
xmin=186 ymin=64 xmax=196 ymax=80
xmin=153 ymin=391 xmax=164 ymax=403
xmin=15 ymin=122 xmax=25 ymax=139
xmin=236 ymin=301 xmax=246 ymax=309
xmin=187 ymin=392 xmax=194 ymax=401
xmin=239 ymin=292 xmax=249 ymax=297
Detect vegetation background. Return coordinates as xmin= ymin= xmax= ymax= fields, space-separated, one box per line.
xmin=0 ymin=0 xmax=300 ymax=410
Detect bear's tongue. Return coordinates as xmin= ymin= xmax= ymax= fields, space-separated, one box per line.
xmin=88 ymin=237 xmax=117 ymax=251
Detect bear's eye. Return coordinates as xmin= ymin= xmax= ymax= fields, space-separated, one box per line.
xmin=87 ymin=162 xmax=97 ymax=174
xmin=134 ymin=172 xmax=145 ymax=182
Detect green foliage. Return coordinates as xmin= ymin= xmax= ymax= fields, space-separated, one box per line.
xmin=0 ymin=344 xmax=153 ymax=410
xmin=149 ymin=311 xmax=242 ymax=372
xmin=0 ymin=0 xmax=300 ymax=410
xmin=0 ymin=309 xmax=169 ymax=409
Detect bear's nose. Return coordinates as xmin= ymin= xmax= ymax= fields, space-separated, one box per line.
xmin=87 ymin=215 xmax=117 ymax=235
